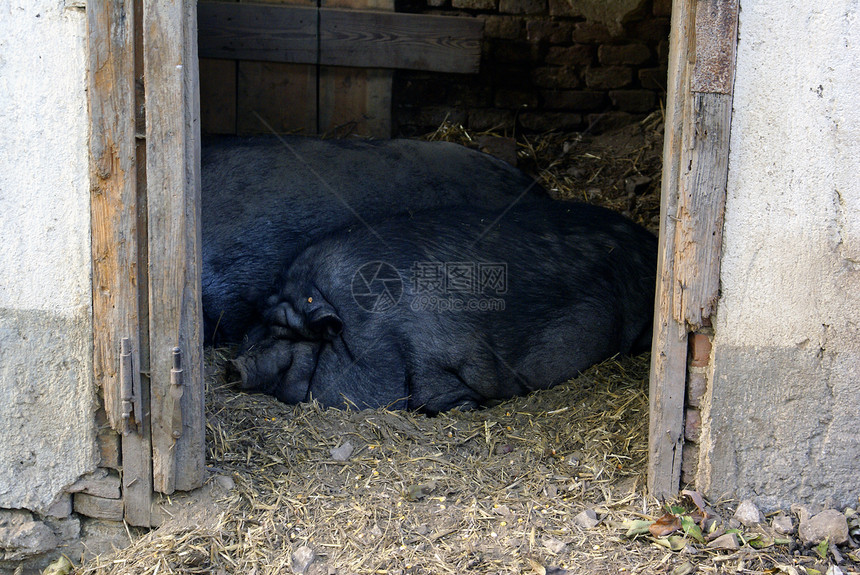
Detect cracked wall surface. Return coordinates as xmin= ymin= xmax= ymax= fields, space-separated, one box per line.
xmin=0 ymin=0 xmax=97 ymax=513
xmin=700 ymin=0 xmax=860 ymax=510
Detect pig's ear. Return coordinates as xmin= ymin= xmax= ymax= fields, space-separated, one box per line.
xmin=308 ymin=306 xmax=343 ymax=340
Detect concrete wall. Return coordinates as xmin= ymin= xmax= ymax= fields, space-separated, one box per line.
xmin=0 ymin=0 xmax=97 ymax=515
xmin=698 ymin=0 xmax=860 ymax=510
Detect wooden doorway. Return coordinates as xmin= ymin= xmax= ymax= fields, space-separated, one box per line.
xmin=88 ymin=0 xmax=205 ymax=527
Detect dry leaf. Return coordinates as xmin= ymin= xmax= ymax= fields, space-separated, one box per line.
xmin=649 ymin=512 xmax=682 ymax=537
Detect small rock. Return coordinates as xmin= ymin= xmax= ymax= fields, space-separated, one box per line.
xmin=291 ymin=545 xmax=316 ymax=574
xmin=213 ymin=474 xmax=236 ymax=492
xmin=791 ymin=503 xmax=816 ymax=524
xmin=798 ymin=509 xmax=849 ymax=545
xmin=330 ymin=441 xmax=354 ymax=461
xmin=671 ymin=561 xmax=695 ymax=575
xmin=772 ymin=513 xmax=795 ymax=535
xmin=707 ymin=532 xmax=740 ymax=549
xmin=734 ymin=500 xmax=764 ymax=527
xmin=625 ymin=174 xmax=652 ymax=195
xmin=543 ymin=536 xmax=567 ymax=554
xmin=574 ymin=508 xmax=599 ymax=529
xmin=369 ymin=524 xmax=383 ymax=538
xmin=826 ymin=566 xmax=844 ymax=575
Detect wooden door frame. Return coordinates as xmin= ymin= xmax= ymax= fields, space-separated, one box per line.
xmin=89 ymin=0 xmax=740 ymax=516
xmin=88 ymin=0 xmax=204 ymax=527
xmin=647 ymin=0 xmax=739 ymax=499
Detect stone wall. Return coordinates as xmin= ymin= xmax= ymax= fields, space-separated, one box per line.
xmin=393 ymin=0 xmax=670 ymax=135
xmin=0 ymin=0 xmax=99 ymax=570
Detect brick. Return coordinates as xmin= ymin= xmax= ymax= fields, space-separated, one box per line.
xmin=686 ymin=370 xmax=707 ymax=407
xmin=547 ymin=0 xmax=576 ymax=16
xmin=598 ymin=43 xmax=651 ymax=66
xmin=628 ymin=17 xmax=670 ymax=43
xmin=638 ymin=67 xmax=668 ymax=91
xmin=609 ymin=89 xmax=657 ymax=113
xmin=68 ymin=469 xmax=122 ymax=500
xmin=541 ymin=90 xmax=607 ymax=110
xmin=584 ymin=66 xmax=633 ymax=89
xmin=685 ymin=408 xmax=702 ymax=443
xmin=73 ymin=493 xmax=124 ymax=521
xmin=499 ymin=0 xmax=546 ymax=14
xmin=494 ymin=88 xmax=540 ymax=109
xmin=526 ymin=19 xmax=574 ymax=44
xmin=483 ymin=15 xmax=524 ymax=40
xmin=453 ymin=0 xmax=497 ymax=9
xmin=681 ymin=443 xmax=699 ymax=485
xmin=689 ymin=333 xmax=712 ymax=367
xmin=519 ymin=111 xmax=583 ymax=132
xmin=572 ymin=21 xmax=613 ymax=44
xmin=468 ymin=108 xmax=516 ymax=131
xmin=97 ymin=427 xmax=121 ymax=470
xmin=487 ymin=40 xmax=536 ymax=64
xmin=545 ymin=45 xmax=594 ymax=67
xmin=532 ymin=66 xmax=581 ymax=88
xmin=657 ymin=39 xmax=670 ymax=63
xmin=653 ymin=0 xmax=672 ymax=16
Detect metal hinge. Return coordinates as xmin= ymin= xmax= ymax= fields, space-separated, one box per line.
xmin=120 ymin=337 xmax=142 ymax=435
xmin=168 ymin=347 xmax=184 ymax=440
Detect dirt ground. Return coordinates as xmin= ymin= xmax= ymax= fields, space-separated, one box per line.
xmin=72 ymin=118 xmax=859 ymax=575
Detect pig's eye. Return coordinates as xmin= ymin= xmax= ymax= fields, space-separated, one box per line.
xmin=308 ymin=297 xmax=313 ymax=303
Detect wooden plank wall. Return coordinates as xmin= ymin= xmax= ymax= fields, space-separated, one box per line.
xmin=198 ymin=0 xmax=483 ymax=136
xmin=647 ymin=0 xmax=694 ymax=501
xmin=87 ymin=0 xmax=153 ymax=526
xmin=143 ymin=0 xmax=206 ymax=495
xmin=319 ymin=0 xmax=394 ymax=137
xmin=648 ymin=0 xmax=738 ymax=500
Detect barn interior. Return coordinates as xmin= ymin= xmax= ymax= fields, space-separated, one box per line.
xmin=82 ymin=1 xmax=675 ymax=573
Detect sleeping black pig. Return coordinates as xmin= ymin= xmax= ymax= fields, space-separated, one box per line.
xmin=232 ymin=202 xmax=657 ymax=413
xmin=202 ymin=135 xmax=548 ymax=343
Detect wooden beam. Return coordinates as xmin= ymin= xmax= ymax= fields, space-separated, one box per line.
xmin=197 ymin=1 xmax=317 ymax=64
xmin=673 ymin=0 xmax=739 ymax=329
xmin=647 ymin=0 xmax=694 ymax=501
xmin=87 ymin=0 xmax=153 ymax=526
xmin=319 ymin=8 xmax=483 ymax=73
xmin=143 ymin=0 xmax=205 ymax=495
xmin=197 ymin=1 xmax=484 ymax=74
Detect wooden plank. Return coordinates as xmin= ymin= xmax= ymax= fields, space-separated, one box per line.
xmin=673 ymin=0 xmax=738 ymax=328
xmin=197 ymin=2 xmax=483 ymax=73
xmin=237 ymin=61 xmax=318 ymax=134
xmin=200 ymin=58 xmax=237 ymax=134
xmin=673 ymin=92 xmax=733 ymax=328
xmin=647 ymin=0 xmax=694 ymax=501
xmin=197 ymin=1 xmax=317 ymax=64
xmin=318 ymin=0 xmax=393 ymax=138
xmin=87 ymin=0 xmax=153 ymax=526
xmin=319 ymin=66 xmax=392 ymax=136
xmin=143 ymin=0 xmax=205 ymax=495
xmin=319 ymin=9 xmax=483 ymax=73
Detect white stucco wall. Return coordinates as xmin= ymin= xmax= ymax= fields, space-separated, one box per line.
xmin=700 ymin=0 xmax=860 ymax=509
xmin=0 ymin=0 xmax=97 ymax=513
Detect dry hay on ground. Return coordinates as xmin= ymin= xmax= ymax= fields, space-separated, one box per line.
xmin=424 ymin=111 xmax=665 ymax=234
xmin=79 ymin=351 xmax=671 ymax=575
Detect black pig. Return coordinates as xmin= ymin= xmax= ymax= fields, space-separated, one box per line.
xmin=232 ymin=202 xmax=657 ymax=413
xmin=202 ymin=135 xmax=547 ymax=343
